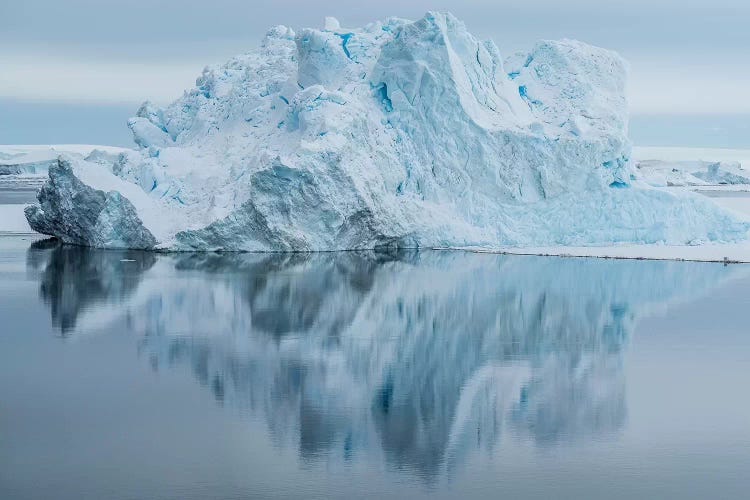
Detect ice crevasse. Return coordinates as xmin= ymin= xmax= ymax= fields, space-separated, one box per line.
xmin=25 ymin=12 xmax=749 ymax=250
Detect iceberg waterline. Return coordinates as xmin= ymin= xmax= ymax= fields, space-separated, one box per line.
xmin=25 ymin=12 xmax=749 ymax=250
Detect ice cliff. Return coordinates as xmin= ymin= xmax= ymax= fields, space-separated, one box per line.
xmin=25 ymin=12 xmax=749 ymax=250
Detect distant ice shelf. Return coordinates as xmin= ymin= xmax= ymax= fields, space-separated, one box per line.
xmin=0 ymin=145 xmax=125 ymax=176
xmin=634 ymin=146 xmax=750 ymax=187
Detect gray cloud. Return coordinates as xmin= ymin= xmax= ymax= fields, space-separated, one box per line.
xmin=3 ymin=0 xmax=749 ymax=58
xmin=2 ymin=0 xmax=749 ymax=144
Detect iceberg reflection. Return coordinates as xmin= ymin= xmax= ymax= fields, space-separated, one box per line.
xmin=27 ymin=242 xmax=740 ymax=479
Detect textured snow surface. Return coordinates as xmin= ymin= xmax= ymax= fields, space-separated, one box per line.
xmin=25 ymin=12 xmax=749 ymax=250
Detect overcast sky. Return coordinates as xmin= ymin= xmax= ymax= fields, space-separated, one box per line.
xmin=1 ymin=0 xmax=749 ymax=145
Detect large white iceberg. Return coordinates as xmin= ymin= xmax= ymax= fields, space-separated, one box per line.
xmin=25 ymin=12 xmax=749 ymax=250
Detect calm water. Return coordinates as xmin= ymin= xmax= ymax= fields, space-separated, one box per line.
xmin=1 ymin=236 xmax=749 ymax=499
xmin=0 ymin=177 xmax=45 ymax=204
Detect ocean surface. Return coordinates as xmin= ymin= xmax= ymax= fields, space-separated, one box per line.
xmin=1 ymin=236 xmax=749 ymax=499
xmin=0 ymin=179 xmax=39 ymax=204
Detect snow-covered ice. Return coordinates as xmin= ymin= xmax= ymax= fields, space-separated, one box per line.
xmin=0 ymin=145 xmax=126 ymax=236
xmin=22 ymin=12 xmax=750 ymax=251
xmin=471 ymin=186 xmax=750 ymax=262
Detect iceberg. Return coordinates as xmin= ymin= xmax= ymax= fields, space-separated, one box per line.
xmin=25 ymin=12 xmax=749 ymax=250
